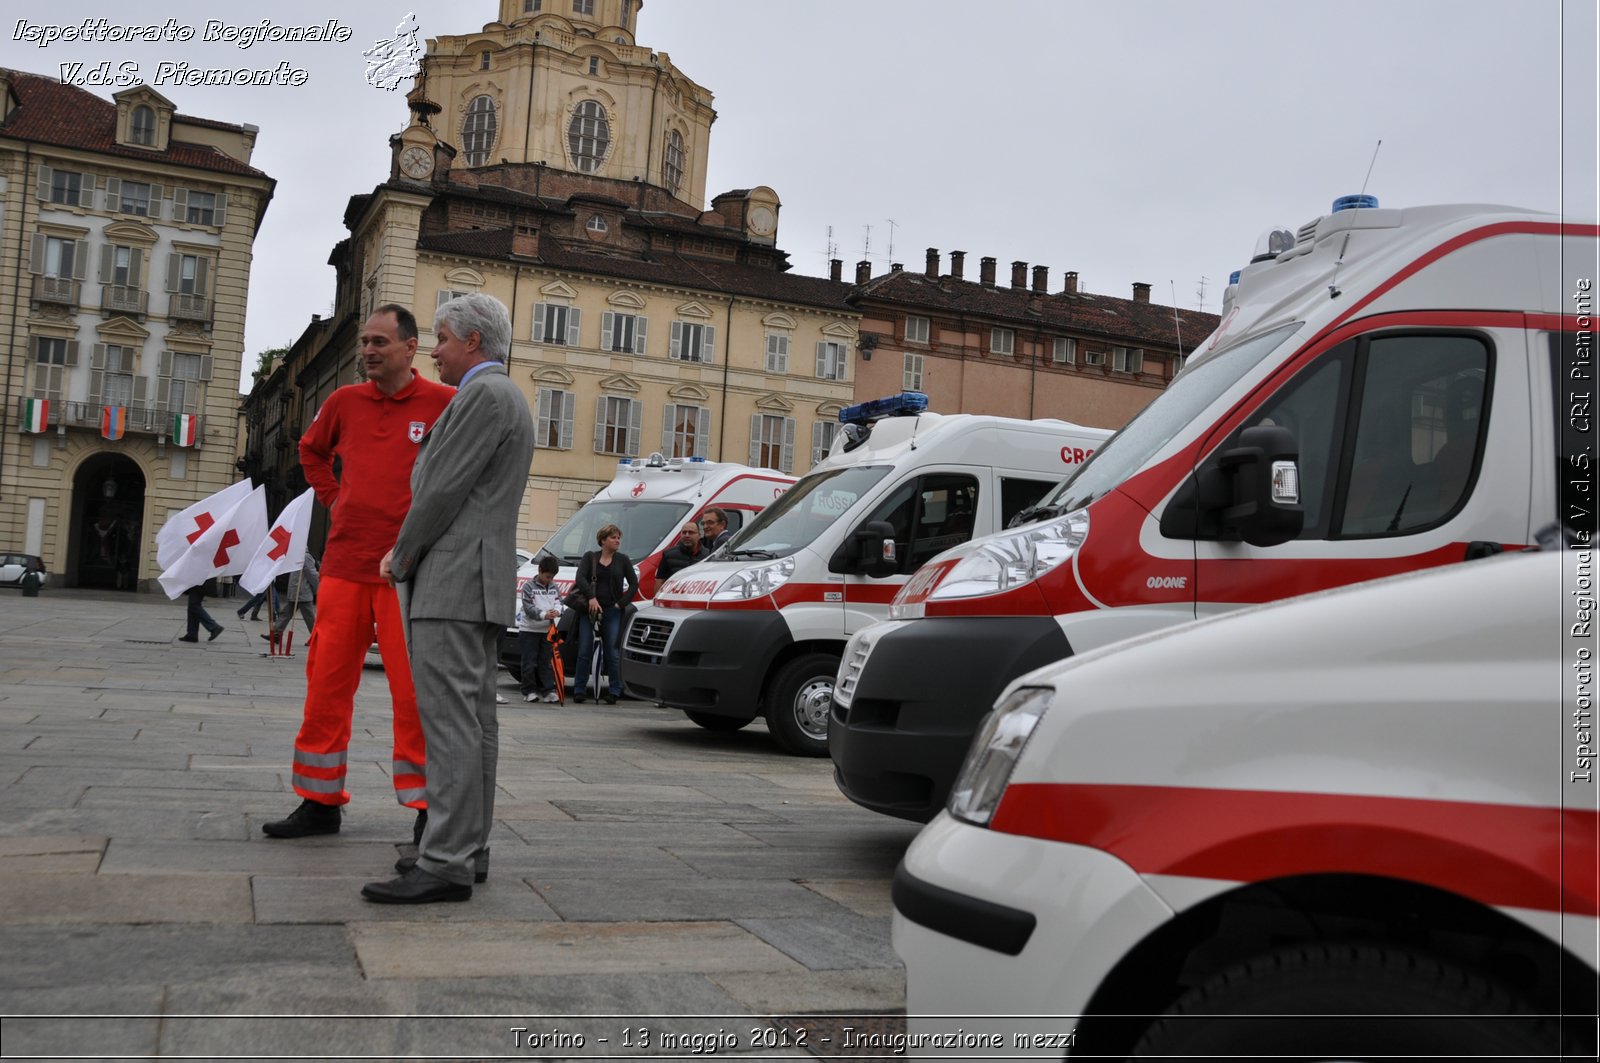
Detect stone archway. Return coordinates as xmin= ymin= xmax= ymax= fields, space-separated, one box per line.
xmin=70 ymin=453 xmax=146 ymax=590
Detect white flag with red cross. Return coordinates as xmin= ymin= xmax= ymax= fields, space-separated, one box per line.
xmin=156 ymin=485 xmax=268 ymax=599
xmin=237 ymin=489 xmax=315 ymax=596
xmin=156 ymin=480 xmax=255 ymax=571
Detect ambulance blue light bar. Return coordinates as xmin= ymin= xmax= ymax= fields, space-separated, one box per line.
xmin=839 ymin=392 xmax=929 ymax=426
xmin=1332 ymin=194 xmax=1379 ymax=213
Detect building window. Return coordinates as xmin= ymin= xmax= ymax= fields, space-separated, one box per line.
xmin=903 ymin=352 xmax=925 ymax=391
xmin=118 ymin=181 xmax=154 ymax=216
xmin=620 ymin=0 xmax=632 ymax=29
xmin=524 ymin=0 xmax=541 ymax=11
xmin=670 ymin=321 xmax=714 ymax=363
xmin=533 ymin=302 xmax=581 ymax=345
xmin=568 ymin=100 xmax=610 ymax=173
xmin=42 ymin=237 xmax=78 ymax=278
xmin=109 ymin=246 xmax=138 ymax=286
xmin=1085 ymin=347 xmax=1107 ymax=366
xmin=663 ymin=130 xmax=685 ymax=195
xmin=1053 ymin=337 xmax=1076 ymax=364
xmin=436 ymin=289 xmax=472 ymax=312
xmin=185 ymin=191 xmax=218 ymax=225
xmin=765 ymin=331 xmax=790 ymax=373
xmin=35 ymin=337 xmax=70 ymax=365
xmin=588 ymin=56 xmax=600 ymax=75
xmin=815 ymin=340 xmax=848 ymax=381
xmin=99 ymin=345 xmax=137 ymax=406
xmin=750 ymin=413 xmax=795 ymax=473
xmin=481 ymin=51 xmax=492 ymax=70
xmin=905 ymin=315 xmax=930 ymax=344
xmin=573 ymin=0 xmax=594 ymax=14
xmin=601 ymin=311 xmax=647 ymax=354
xmin=163 ymin=351 xmax=206 ymax=414
xmin=1113 ymin=346 xmax=1144 ymax=373
xmin=586 ymin=214 xmax=608 ymax=234
xmin=594 ymin=395 xmax=641 ymax=456
xmin=131 ymin=105 xmax=156 ymax=145
xmin=812 ymin=420 xmax=839 ymax=465
xmin=463 ymin=95 xmax=498 ymax=167
xmin=990 ymin=328 xmax=1014 ymax=356
xmin=174 ymin=254 xmax=208 ymax=295
xmin=662 ymin=403 xmax=710 ymax=459
xmin=49 ymin=169 xmax=84 ymax=206
xmin=536 ymin=387 xmax=576 ymax=449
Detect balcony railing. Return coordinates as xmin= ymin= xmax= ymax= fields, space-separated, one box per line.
xmin=101 ymin=285 xmax=149 ymax=316
xmin=170 ymin=293 xmax=213 ymax=324
xmin=32 ymin=276 xmax=80 ymax=307
xmin=16 ymin=398 xmax=201 ymax=443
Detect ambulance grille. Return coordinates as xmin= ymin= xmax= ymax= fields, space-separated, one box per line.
xmin=834 ymin=640 xmax=871 ymax=710
xmin=625 ymin=617 xmax=674 ymax=656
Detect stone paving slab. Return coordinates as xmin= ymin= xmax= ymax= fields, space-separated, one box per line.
xmin=0 ymin=869 xmax=255 ymax=924
xmin=528 ymin=876 xmax=850 ymax=923
xmin=735 ymin=915 xmax=900 ymax=972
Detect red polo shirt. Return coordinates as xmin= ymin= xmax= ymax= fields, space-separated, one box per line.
xmin=299 ymin=371 xmax=453 ymax=583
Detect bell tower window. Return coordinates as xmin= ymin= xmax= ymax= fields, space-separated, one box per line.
xmin=663 ymin=129 xmax=685 ymax=195
xmin=463 ymin=95 xmax=498 ymax=167
xmin=568 ymin=100 xmax=610 ymax=173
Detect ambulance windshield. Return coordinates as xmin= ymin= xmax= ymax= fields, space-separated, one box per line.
xmin=539 ymin=501 xmax=693 ymax=564
xmin=726 ymin=465 xmax=894 ymax=559
xmin=1042 ymin=321 xmax=1303 ymax=515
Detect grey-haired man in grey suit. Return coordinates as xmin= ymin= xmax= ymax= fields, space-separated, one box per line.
xmin=364 ymin=292 xmax=535 ymax=905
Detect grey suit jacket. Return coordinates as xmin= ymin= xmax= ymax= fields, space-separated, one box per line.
xmin=389 ymin=363 xmax=535 ymax=625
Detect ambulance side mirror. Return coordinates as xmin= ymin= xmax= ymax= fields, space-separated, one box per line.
xmin=830 ymin=520 xmax=899 ymax=577
xmin=1206 ymin=425 xmax=1304 ymax=547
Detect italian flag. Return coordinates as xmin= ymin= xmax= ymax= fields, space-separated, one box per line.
xmin=101 ymin=405 xmax=127 ymax=441
xmin=22 ymin=398 xmax=48 ymax=433
xmin=173 ymin=413 xmax=198 ymax=447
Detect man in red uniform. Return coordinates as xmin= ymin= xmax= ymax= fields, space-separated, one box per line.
xmin=262 ymin=305 xmax=453 ymax=840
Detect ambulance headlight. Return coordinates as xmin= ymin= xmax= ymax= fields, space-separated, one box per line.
xmin=949 ymin=685 xmax=1052 ymax=826
xmin=928 ymin=510 xmax=1088 ymax=600
xmin=712 ymin=557 xmax=796 ymax=601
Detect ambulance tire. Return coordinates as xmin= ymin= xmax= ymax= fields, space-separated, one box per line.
xmin=1129 ymin=942 xmax=1562 ymax=1058
xmin=763 ymin=652 xmax=837 ymax=758
xmin=685 ymin=711 xmax=752 ymax=732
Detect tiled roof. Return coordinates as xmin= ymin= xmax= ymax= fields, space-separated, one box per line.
xmin=0 ymin=69 xmax=270 ymax=179
xmin=853 ymin=270 xmax=1219 ymax=353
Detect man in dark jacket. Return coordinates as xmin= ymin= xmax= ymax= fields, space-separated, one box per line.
xmin=655 ymin=523 xmax=707 ymax=581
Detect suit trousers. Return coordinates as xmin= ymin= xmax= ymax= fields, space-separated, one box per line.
xmin=290 ymin=577 xmax=426 ymax=808
xmin=410 ymin=617 xmax=500 ymax=887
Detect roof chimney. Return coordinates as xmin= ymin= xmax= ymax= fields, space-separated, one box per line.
xmin=980 ymin=256 xmax=997 ymax=287
xmin=830 ymin=258 xmax=842 ymax=282
xmin=1032 ymin=265 xmax=1048 ymax=292
xmin=925 ymin=247 xmax=939 ymax=278
xmin=1063 ymin=270 xmax=1079 ymax=296
xmin=1132 ymin=281 xmax=1151 ymax=303
xmin=1011 ymin=261 xmax=1028 ymax=289
xmin=891 ymin=262 xmax=903 ymax=272
xmin=856 ymin=259 xmax=872 ymax=285
xmin=950 ymin=251 xmax=966 ymax=280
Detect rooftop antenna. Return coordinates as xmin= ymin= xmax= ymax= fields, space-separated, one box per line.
xmin=862 ymin=224 xmax=872 ymax=264
xmin=1194 ymin=275 xmax=1209 ymax=315
xmin=1170 ymin=281 xmax=1185 ymax=359
xmin=822 ymin=224 xmax=837 ymax=271
xmin=885 ymin=218 xmax=898 ymax=262
xmin=1328 ymin=139 xmax=1382 ymax=300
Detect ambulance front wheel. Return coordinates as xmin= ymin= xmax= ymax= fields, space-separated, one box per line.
xmin=764 ymin=652 xmax=837 ymax=757
xmin=685 ymin=710 xmax=752 ymax=732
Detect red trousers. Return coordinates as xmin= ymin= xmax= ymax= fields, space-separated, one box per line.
xmin=289 ymin=576 xmax=426 ymax=808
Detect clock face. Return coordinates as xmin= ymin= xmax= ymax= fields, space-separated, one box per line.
xmin=749 ymin=206 xmax=775 ymax=236
xmin=399 ymin=145 xmax=433 ymax=179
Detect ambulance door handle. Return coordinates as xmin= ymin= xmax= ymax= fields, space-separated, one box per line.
xmin=1464 ymin=541 xmax=1503 ymax=561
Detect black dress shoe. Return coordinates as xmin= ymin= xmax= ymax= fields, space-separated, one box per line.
xmin=572 ymin=693 xmax=588 ymax=703
xmin=601 ymin=693 xmax=618 ymax=705
xmin=207 ymin=628 xmax=223 ymax=641
xmin=394 ymin=848 xmax=489 ymax=883
xmin=262 ymin=798 xmax=341 ymax=838
xmin=177 ymin=635 xmax=199 ymax=643
xmin=361 ymin=866 xmax=471 ymax=904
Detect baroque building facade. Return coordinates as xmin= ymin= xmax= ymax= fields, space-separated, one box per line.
xmin=0 ymin=70 xmax=273 ymax=590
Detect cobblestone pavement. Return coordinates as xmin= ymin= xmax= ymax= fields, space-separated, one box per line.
xmin=0 ymin=587 xmax=919 ymax=1060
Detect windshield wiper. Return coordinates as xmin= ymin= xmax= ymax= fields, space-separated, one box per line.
xmin=1010 ymin=502 xmax=1064 ymax=527
xmin=727 ymin=548 xmax=778 ymax=559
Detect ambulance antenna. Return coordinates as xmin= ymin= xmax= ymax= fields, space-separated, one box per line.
xmin=1328 ymin=140 xmax=1383 ymax=300
xmin=1359 ymin=139 xmax=1383 ymax=197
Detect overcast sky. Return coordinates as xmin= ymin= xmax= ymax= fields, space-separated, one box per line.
xmin=3 ymin=1 xmax=1594 ymax=394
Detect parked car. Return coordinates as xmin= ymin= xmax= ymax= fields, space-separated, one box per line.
xmin=0 ymin=553 xmax=47 ymax=588
xmin=893 ymin=546 xmax=1595 ymax=1058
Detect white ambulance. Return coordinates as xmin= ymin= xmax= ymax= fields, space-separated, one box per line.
xmin=893 ymin=546 xmax=1596 ymax=1058
xmin=498 ymin=455 xmax=794 ymax=679
xmin=832 ymin=197 xmax=1598 ymax=820
xmin=621 ymin=394 xmax=1112 ymax=755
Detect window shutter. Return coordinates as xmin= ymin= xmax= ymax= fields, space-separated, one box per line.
xmin=72 ymin=243 xmax=86 ymax=281
xmin=213 ymin=193 xmax=227 ymax=227
xmin=199 ymin=356 xmax=214 ymax=381
xmin=661 ymin=403 xmax=675 ymax=453
xmin=701 ymin=325 xmax=715 ymax=364
xmin=816 ymin=341 xmax=827 ymax=377
xmin=669 ymin=321 xmax=682 ymax=361
xmin=812 ymin=420 xmax=826 ymax=462
xmin=129 ymin=248 xmax=143 ymax=288
xmin=436 ymin=290 xmax=452 ymax=312
xmin=64 ymin=341 xmax=80 ymax=367
xmin=91 ymin=344 xmax=107 ymax=371
xmin=158 ymin=351 xmax=173 ymax=378
xmin=29 ymin=234 xmax=44 ymax=274
xmin=696 ymin=407 xmax=709 ymax=455
xmin=88 ymin=366 xmax=103 ymax=406
xmin=633 ymin=315 xmax=648 ymax=355
xmin=594 ymin=395 xmax=607 ymax=452
xmin=600 ymin=311 xmax=614 ymax=351
xmin=560 ymin=391 xmax=575 ymax=449
xmin=104 ymin=177 xmax=121 ymax=210
xmin=99 ymin=246 xmax=115 ymax=284
xmin=166 ymin=254 xmax=180 ymax=292
xmin=533 ymin=302 xmax=547 ymax=341
xmin=537 ymin=388 xmax=553 ymax=423
xmin=79 ymin=174 xmax=94 ymax=204
xmin=748 ymin=414 xmax=761 ymax=466
xmin=193 ymin=258 xmax=209 ymax=297
xmin=35 ymin=164 xmax=50 ymax=200
xmin=567 ymin=307 xmax=582 ymax=347
xmin=148 ymin=184 xmax=163 ymax=219
xmin=132 ymin=377 xmax=149 ymax=404
xmin=627 ymin=398 xmax=642 ymax=456
xmin=172 ymin=188 xmax=187 ymax=219
xmin=781 ymin=417 xmax=796 ymax=473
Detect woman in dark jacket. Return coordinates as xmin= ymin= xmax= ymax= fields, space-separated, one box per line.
xmin=572 ymin=523 xmax=639 ymax=704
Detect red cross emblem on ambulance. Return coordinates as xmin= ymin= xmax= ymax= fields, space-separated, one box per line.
xmin=631 ymin=482 xmax=646 ymax=497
